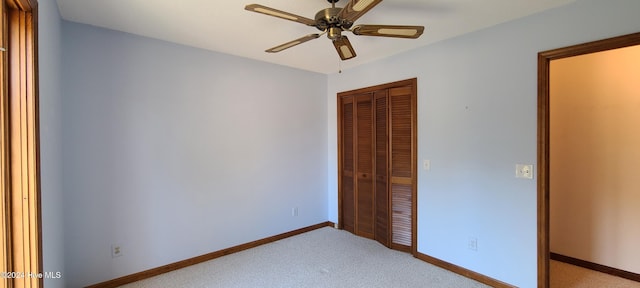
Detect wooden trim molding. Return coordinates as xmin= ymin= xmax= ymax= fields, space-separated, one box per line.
xmin=85 ymin=222 xmax=335 ymax=288
xmin=336 ymin=78 xmax=417 ymax=96
xmin=551 ymin=253 xmax=640 ymax=282
xmin=415 ymin=252 xmax=516 ymax=288
xmin=6 ymin=0 xmax=37 ymax=12
xmin=537 ymin=48 xmax=551 ymax=288
xmin=2 ymin=1 xmax=41 ymax=287
xmin=537 ymin=31 xmax=640 ymax=288
xmin=87 ymin=221 xmax=525 ymax=288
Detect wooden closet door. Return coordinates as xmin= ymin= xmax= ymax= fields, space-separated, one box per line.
xmin=338 ymin=78 xmax=416 ymax=252
xmin=389 ymin=85 xmax=415 ymax=250
xmin=374 ymin=90 xmax=390 ymax=247
xmin=340 ymin=96 xmax=355 ymax=234
xmin=355 ymin=93 xmax=375 ymax=239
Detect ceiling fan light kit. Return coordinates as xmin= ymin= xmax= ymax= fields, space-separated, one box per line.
xmin=245 ymin=0 xmax=425 ymax=61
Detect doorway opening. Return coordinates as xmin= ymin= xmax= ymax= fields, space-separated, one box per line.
xmin=537 ymin=32 xmax=640 ymax=287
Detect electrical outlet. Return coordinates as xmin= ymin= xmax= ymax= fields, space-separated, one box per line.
xmin=515 ymin=164 xmax=534 ymax=179
xmin=292 ymin=207 xmax=299 ymax=217
xmin=111 ymin=244 xmax=123 ymax=258
xmin=468 ymin=237 xmax=478 ymax=251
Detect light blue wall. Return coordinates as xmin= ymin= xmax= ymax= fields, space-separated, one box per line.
xmin=61 ymin=22 xmax=328 ymax=287
xmin=51 ymin=0 xmax=640 ymax=286
xmin=38 ymin=0 xmax=66 ymax=287
xmin=326 ymin=0 xmax=640 ymax=287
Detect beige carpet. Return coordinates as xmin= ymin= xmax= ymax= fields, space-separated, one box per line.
xmin=119 ymin=227 xmax=490 ymax=288
xmin=551 ymin=260 xmax=640 ymax=288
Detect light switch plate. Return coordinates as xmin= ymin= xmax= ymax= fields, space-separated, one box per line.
xmin=423 ymin=159 xmax=430 ymax=171
xmin=515 ymin=164 xmax=534 ymax=179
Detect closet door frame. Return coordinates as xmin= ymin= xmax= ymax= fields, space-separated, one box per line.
xmin=337 ymin=78 xmax=417 ymax=254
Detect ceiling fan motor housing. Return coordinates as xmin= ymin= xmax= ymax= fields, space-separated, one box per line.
xmin=315 ymin=7 xmax=353 ymax=34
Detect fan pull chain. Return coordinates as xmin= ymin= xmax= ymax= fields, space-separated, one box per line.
xmin=338 ymin=59 xmax=342 ymax=73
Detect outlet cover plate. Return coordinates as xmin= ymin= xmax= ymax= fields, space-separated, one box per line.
xmin=111 ymin=244 xmax=123 ymax=258
xmin=468 ymin=237 xmax=478 ymax=251
xmin=515 ymin=164 xmax=534 ymax=179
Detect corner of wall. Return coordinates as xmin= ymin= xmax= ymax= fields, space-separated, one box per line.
xmin=38 ymin=0 xmax=66 ymax=287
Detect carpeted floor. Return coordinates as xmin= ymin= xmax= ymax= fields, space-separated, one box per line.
xmin=119 ymin=227 xmax=491 ymax=288
xmin=551 ymin=260 xmax=640 ymax=288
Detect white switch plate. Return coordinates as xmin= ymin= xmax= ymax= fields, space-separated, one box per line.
xmin=515 ymin=164 xmax=534 ymax=179
xmin=423 ymin=159 xmax=430 ymax=171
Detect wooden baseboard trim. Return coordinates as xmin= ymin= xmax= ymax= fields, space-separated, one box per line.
xmin=415 ymin=252 xmax=516 ymax=288
xmin=551 ymin=252 xmax=640 ymax=282
xmin=86 ymin=221 xmax=335 ymax=288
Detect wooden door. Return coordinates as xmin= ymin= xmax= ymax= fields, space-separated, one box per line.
xmin=389 ymin=85 xmax=415 ymax=251
xmin=340 ymin=93 xmax=376 ymax=239
xmin=355 ymin=94 xmax=375 ymax=239
xmin=340 ymin=96 xmax=355 ymax=234
xmin=338 ymin=78 xmax=416 ymax=252
xmin=374 ymin=90 xmax=390 ymax=247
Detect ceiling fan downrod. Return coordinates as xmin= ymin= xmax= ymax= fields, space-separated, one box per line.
xmin=327 ymin=0 xmax=340 ymax=9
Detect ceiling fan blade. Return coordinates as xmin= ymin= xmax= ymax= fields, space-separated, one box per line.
xmin=332 ymin=36 xmax=357 ymax=60
xmin=266 ymin=34 xmax=321 ymax=53
xmin=352 ymin=25 xmax=425 ymax=39
xmin=245 ymin=4 xmax=316 ymax=26
xmin=338 ymin=0 xmax=383 ymax=23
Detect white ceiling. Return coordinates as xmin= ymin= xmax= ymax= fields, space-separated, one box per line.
xmin=56 ymin=0 xmax=575 ymax=74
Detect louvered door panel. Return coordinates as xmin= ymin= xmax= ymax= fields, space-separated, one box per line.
xmin=341 ymin=97 xmax=355 ymax=234
xmin=391 ymin=183 xmax=412 ymax=246
xmin=389 ymin=86 xmax=414 ymax=249
xmin=390 ymin=86 xmax=413 ymax=178
xmin=374 ymin=91 xmax=389 ymax=246
xmin=356 ymin=94 xmax=375 ymax=238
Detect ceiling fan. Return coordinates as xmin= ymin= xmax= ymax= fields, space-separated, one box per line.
xmin=245 ymin=0 xmax=425 ymax=60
